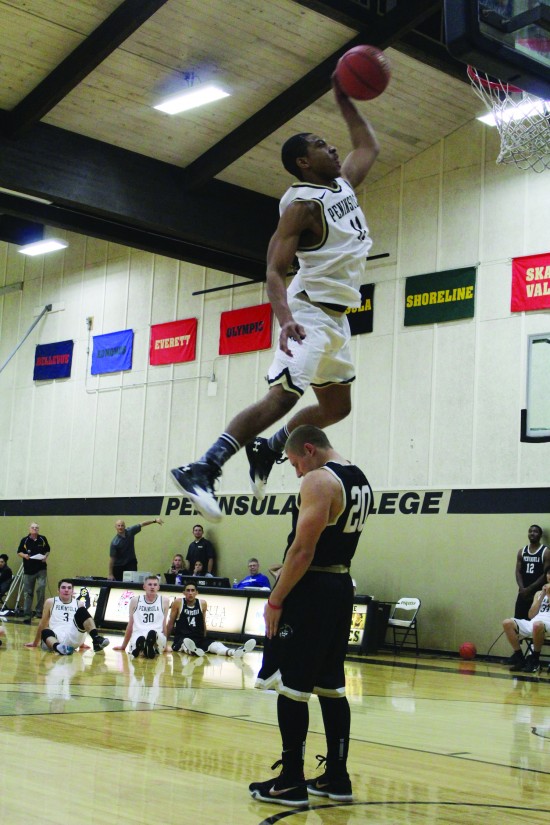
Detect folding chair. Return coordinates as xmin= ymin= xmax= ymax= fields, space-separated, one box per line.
xmin=387 ymin=597 xmax=421 ymax=654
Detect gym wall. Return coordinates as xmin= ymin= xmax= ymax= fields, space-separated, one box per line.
xmin=1 ymin=117 xmax=549 ymax=658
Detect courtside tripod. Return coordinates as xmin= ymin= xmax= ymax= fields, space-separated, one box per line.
xmin=0 ymin=563 xmax=25 ymax=616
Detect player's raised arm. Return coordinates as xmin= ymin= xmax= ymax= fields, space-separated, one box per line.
xmin=333 ymin=76 xmax=380 ymax=190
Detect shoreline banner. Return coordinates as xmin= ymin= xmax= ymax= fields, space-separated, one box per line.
xmin=404 ymin=267 xmax=476 ymax=326
xmin=511 ymin=252 xmax=550 ymax=312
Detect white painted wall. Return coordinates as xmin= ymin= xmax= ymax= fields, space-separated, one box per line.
xmin=1 ymin=117 xmax=549 ymax=656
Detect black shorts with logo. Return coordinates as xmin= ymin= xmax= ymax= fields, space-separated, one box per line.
xmin=256 ymin=570 xmax=353 ymax=700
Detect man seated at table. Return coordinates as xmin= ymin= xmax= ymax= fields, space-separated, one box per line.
xmin=192 ymin=560 xmax=213 ymax=578
xmin=233 ymin=558 xmax=271 ymax=590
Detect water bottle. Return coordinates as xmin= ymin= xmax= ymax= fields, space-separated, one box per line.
xmin=233 ymin=578 xmax=238 ymax=588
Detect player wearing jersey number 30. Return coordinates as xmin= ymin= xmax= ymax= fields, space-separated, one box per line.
xmin=113 ymin=576 xmax=169 ymax=659
xmin=171 ymin=75 xmax=379 ymax=522
xmin=249 ymin=425 xmax=372 ymax=808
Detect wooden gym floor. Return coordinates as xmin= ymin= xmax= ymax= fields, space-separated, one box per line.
xmin=1 ymin=621 xmax=549 ymax=825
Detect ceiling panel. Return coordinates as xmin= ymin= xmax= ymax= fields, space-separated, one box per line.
xmin=0 ymin=0 xmax=484 ymax=276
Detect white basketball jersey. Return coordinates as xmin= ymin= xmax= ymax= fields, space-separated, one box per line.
xmin=281 ymin=177 xmax=372 ymax=308
xmin=50 ymin=597 xmax=80 ymax=632
xmin=132 ymin=594 xmax=165 ymax=635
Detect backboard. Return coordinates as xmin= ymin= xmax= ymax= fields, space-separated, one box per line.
xmin=444 ymin=1 xmax=550 ymax=98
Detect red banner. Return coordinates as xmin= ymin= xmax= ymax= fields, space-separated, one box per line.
xmin=149 ymin=318 xmax=197 ymax=365
xmin=511 ymin=252 xmax=550 ymax=312
xmin=219 ymin=303 xmax=272 ymax=355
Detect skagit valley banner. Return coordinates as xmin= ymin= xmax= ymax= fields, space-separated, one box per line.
xmin=404 ymin=267 xmax=476 ymax=326
xmin=511 ymin=252 xmax=550 ymax=312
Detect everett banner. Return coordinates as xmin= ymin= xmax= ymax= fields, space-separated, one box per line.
xmin=219 ymin=303 xmax=272 ymax=355
xmin=149 ymin=318 xmax=197 ymax=365
xmin=33 ymin=340 xmax=74 ymax=381
xmin=511 ymin=252 xmax=550 ymax=312
xmin=404 ymin=267 xmax=476 ymax=326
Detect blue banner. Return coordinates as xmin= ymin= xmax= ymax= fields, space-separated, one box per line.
xmin=33 ymin=340 xmax=74 ymax=381
xmin=91 ymin=329 xmax=133 ymax=375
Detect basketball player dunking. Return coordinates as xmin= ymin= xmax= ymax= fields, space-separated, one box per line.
xmin=171 ymin=76 xmax=379 ymax=522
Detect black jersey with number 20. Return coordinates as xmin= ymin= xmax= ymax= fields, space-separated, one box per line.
xmin=285 ymin=461 xmax=372 ymax=568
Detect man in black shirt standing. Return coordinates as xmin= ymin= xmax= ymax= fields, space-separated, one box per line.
xmin=250 ymin=425 xmax=372 ymax=809
xmin=108 ymin=517 xmax=164 ymax=581
xmin=17 ymin=522 xmax=50 ymax=623
xmin=185 ymin=524 xmax=216 ymax=575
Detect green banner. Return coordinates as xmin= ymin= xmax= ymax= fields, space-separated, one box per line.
xmin=404 ymin=267 xmax=476 ymax=326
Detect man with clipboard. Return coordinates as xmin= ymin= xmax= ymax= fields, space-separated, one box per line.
xmin=17 ymin=522 xmax=50 ymax=623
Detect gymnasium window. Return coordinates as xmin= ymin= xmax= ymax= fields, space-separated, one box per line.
xmin=523 ymin=333 xmax=550 ymax=441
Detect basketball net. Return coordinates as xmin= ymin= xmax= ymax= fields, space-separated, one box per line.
xmin=468 ymin=66 xmax=550 ymax=172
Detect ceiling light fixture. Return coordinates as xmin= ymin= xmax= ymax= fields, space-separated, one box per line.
xmin=154 ymin=85 xmax=229 ymax=114
xmin=0 ymin=186 xmax=53 ymax=205
xmin=19 ymin=239 xmax=68 ymax=256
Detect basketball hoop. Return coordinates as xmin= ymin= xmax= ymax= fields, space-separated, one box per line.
xmin=467 ymin=66 xmax=550 ymax=172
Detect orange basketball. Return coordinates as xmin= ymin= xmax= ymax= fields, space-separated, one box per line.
xmin=459 ymin=641 xmax=477 ymax=660
xmin=335 ymin=45 xmax=391 ymax=101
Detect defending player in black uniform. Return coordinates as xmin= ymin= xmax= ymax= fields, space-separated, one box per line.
xmin=166 ymin=583 xmax=207 ymax=655
xmin=249 ymin=425 xmax=372 ymax=808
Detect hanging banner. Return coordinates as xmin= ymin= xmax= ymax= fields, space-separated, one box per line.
xmin=404 ymin=267 xmax=476 ymax=326
xmin=33 ymin=340 xmax=74 ymax=381
xmin=346 ymin=284 xmax=374 ymax=336
xmin=511 ymin=252 xmax=550 ymax=312
xmin=219 ymin=303 xmax=272 ymax=355
xmin=91 ymin=329 xmax=134 ymax=375
xmin=149 ymin=318 xmax=197 ymax=366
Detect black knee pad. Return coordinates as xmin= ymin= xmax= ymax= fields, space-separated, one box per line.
xmin=74 ymin=605 xmax=91 ymax=631
xmin=41 ymin=629 xmax=56 ymax=643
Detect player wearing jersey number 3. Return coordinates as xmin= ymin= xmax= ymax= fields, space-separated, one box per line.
xmin=25 ymin=580 xmax=109 ymax=655
xmin=171 ymin=76 xmax=379 ymax=522
xmin=249 ymin=425 xmax=372 ymax=808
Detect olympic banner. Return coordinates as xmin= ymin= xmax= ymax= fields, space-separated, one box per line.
xmin=404 ymin=267 xmax=476 ymax=326
xmin=149 ymin=318 xmax=197 ymax=366
xmin=511 ymin=252 xmax=550 ymax=312
xmin=347 ymin=284 xmax=374 ymax=336
xmin=219 ymin=303 xmax=272 ymax=355
xmin=33 ymin=340 xmax=74 ymax=381
xmin=91 ymin=329 xmax=133 ymax=375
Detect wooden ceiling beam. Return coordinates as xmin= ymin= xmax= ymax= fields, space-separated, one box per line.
xmin=0 ymin=118 xmax=279 ymax=279
xmin=182 ymin=0 xmax=442 ymax=189
xmin=1 ymin=0 xmax=171 ymax=139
